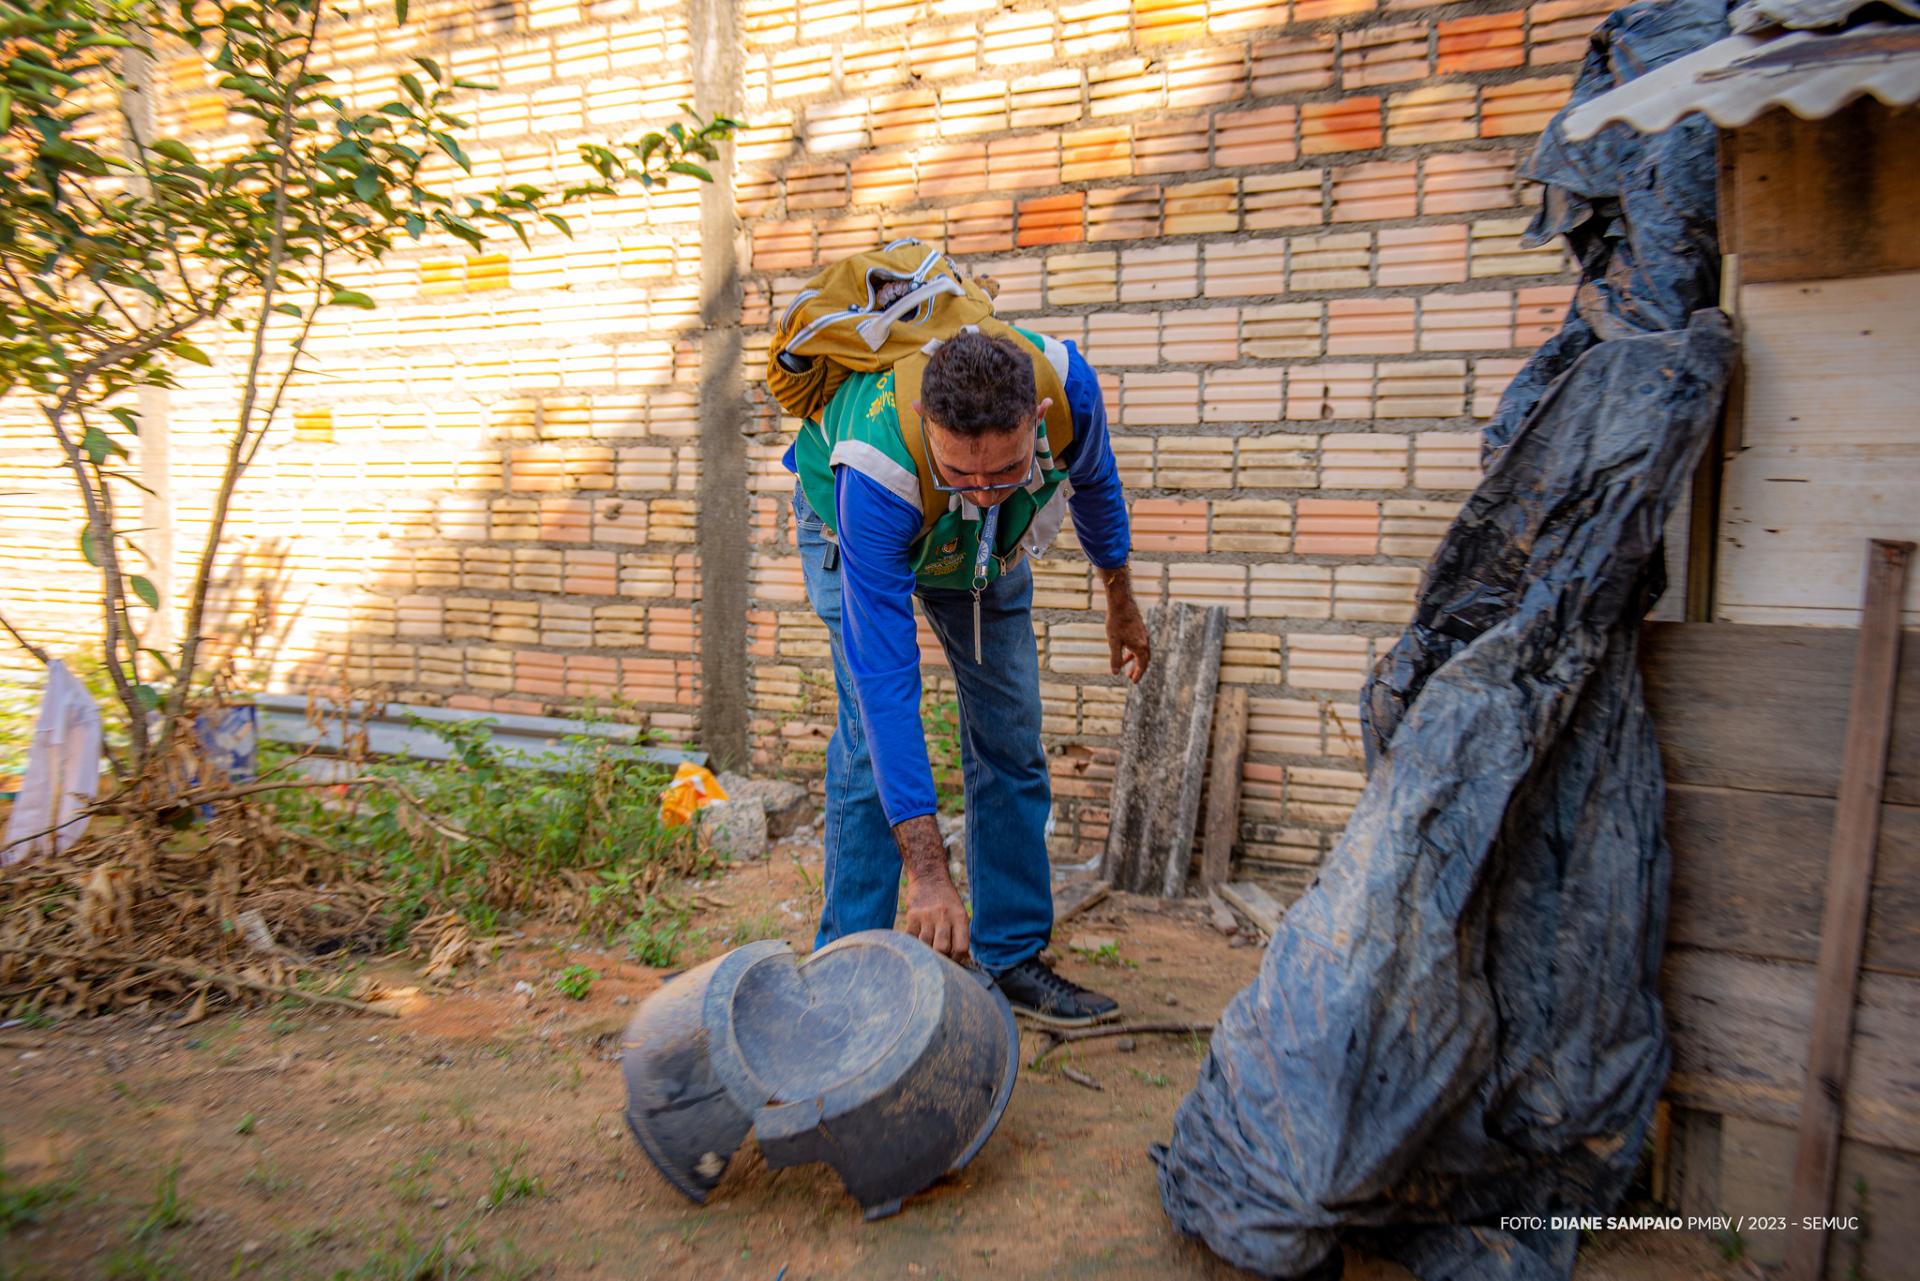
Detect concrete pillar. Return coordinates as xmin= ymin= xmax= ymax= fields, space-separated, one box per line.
xmin=691 ymin=0 xmax=748 ymax=768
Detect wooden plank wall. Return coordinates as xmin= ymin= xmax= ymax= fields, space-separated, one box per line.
xmin=1713 ymin=104 xmax=1920 ymax=629
xmin=1643 ymin=622 xmax=1920 ymax=1276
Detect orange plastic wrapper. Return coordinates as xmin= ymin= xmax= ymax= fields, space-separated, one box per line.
xmin=659 ymin=761 xmax=728 ymax=828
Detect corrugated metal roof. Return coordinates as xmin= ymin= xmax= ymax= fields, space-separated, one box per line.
xmin=1561 ymin=21 xmax=1920 ymax=140
xmin=1732 ymin=0 xmax=1920 ymax=35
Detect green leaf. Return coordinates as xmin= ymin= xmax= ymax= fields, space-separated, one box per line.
xmin=395 ymin=0 xmax=409 ymax=22
xmin=80 ymin=526 xmax=101 ymax=566
xmin=134 ymin=683 xmax=162 ymax=713
xmin=399 ymin=73 xmax=424 ymax=104
xmin=354 ymin=169 xmax=380 ymax=200
xmin=272 ymin=303 xmax=303 ymax=317
xmin=129 ymin=575 xmax=160 ymax=610
xmin=81 ymin=424 xmax=126 ymax=463
xmin=150 ymin=138 xmax=196 ymax=165
xmin=0 ymin=90 xmax=12 ymax=133
xmin=543 ymin=212 xmax=571 ymax=237
xmin=108 ymin=407 xmax=140 ymax=432
xmin=414 ymin=56 xmax=443 ymax=84
xmin=328 ymin=289 xmax=376 ymax=309
xmin=666 ymin=160 xmax=712 ymax=183
xmin=171 ymin=341 xmax=212 ymax=366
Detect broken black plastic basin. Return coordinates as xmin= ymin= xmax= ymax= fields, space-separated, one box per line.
xmin=619 ymin=930 xmax=1019 ymax=1219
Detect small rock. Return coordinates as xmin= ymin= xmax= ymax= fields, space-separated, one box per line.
xmin=716 ymin=773 xmax=812 ymax=839
xmin=240 ymin=1241 xmax=262 ymax=1256
xmin=1163 ymin=993 xmax=1179 ymax=1007
xmin=613 ymin=994 xmax=629 ymax=1006
xmin=1116 ymin=1037 xmax=1137 ymax=1053
xmin=698 ymin=797 xmax=770 ymax=861
xmin=431 ymin=1197 xmax=450 ymax=1210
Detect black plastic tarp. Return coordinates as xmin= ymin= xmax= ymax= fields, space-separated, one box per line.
xmin=1150 ymin=2 xmax=1736 ymax=1276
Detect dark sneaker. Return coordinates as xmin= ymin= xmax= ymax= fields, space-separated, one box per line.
xmin=989 ymin=956 xmax=1121 ymax=1028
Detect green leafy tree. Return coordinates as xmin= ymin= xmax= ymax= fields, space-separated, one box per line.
xmin=0 ymin=0 xmax=735 ymax=780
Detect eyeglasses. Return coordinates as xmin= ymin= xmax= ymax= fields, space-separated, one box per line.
xmin=922 ymin=417 xmax=1041 ymax=496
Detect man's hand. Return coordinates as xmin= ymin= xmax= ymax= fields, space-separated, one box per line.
xmin=1099 ymin=563 xmax=1151 ymax=683
xmin=893 ymin=813 xmax=970 ymax=961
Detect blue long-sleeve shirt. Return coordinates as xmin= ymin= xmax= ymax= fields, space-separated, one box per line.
xmin=786 ymin=340 xmax=1129 ymax=826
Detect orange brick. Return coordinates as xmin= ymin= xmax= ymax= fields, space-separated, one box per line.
xmin=1330 ymin=159 xmax=1416 ymax=222
xmin=1300 ymin=96 xmax=1381 ymax=156
xmin=870 ymin=90 xmax=938 ymax=147
xmin=1087 ymin=311 xmax=1161 ymax=364
xmin=1422 ymin=150 xmax=1518 ymax=215
xmin=909 ymin=25 xmax=979 ymax=80
xmin=1062 ymin=125 xmax=1133 ymax=181
xmin=1328 ymin=297 xmax=1415 ymax=355
xmin=1136 ymin=116 xmax=1211 ymax=175
xmin=1018 ymin=192 xmax=1086 ymax=247
xmin=1339 ymin=21 xmax=1430 ymax=88
xmin=1089 ymin=185 xmax=1163 ymax=241
xmin=1294 ymin=0 xmax=1373 ymax=18
xmin=1164 ymin=178 xmax=1240 ymax=235
xmin=1386 ymin=84 xmax=1477 ymax=145
xmin=1414 ymin=430 xmax=1481 ymax=488
xmin=1122 ymin=371 xmax=1201 ymax=427
xmin=1011 ymin=69 xmax=1084 ymax=128
xmin=1203 ymin=238 xmax=1287 ymax=297
xmin=1438 ymin=11 xmax=1525 ymax=74
xmin=1244 ymin=302 xmax=1323 ymax=358
xmin=1207 ymin=0 xmax=1288 ymax=33
xmin=939 ymin=81 xmax=1010 ymax=137
xmin=1166 ymin=44 xmax=1247 ymax=109
xmin=988 ymin=134 xmax=1060 ymax=190
xmin=983 ymin=10 xmax=1056 ymax=67
xmin=947 ymin=200 xmax=1016 ymax=254
xmin=785 ymin=161 xmax=848 ymax=211
xmin=916 ymin=142 xmax=988 ymax=198
xmin=1196 ymin=366 xmax=1282 ymax=425
xmin=1121 ymin=244 xmax=1201 ymax=301
xmin=735 ymin=170 xmax=779 ymax=218
xmin=1288 ymin=230 xmax=1371 ymax=290
xmin=1377 ymin=360 xmax=1467 ymax=418
xmin=1419 ymin=291 xmax=1513 ymax=350
xmin=1216 ymin=105 xmax=1298 ymax=167
xmin=851 ymin=152 xmax=915 ymax=207
xmin=1251 ymin=34 xmax=1335 ymax=95
xmin=1516 ymin=285 xmax=1575 ymax=345
xmin=1321 ymin=433 xmax=1410 ymax=489
xmin=1286 ymin=363 xmax=1373 ymax=420
xmin=843 ymin=35 xmax=908 ymax=91
xmin=1530 ymin=0 xmax=1626 ymax=65
xmin=1482 ymin=76 xmax=1573 ymax=137
xmin=1130 ymin=498 xmax=1210 ymax=552
xmin=1061 ymin=0 xmax=1132 ymax=58
xmin=1472 ymin=358 xmax=1527 ymax=417
xmin=1294 ymin=499 xmax=1380 ymax=555
xmin=1377 ymin=223 xmax=1468 ymax=286
xmin=1134 ymin=0 xmax=1208 ymax=45
xmin=883 ymin=208 xmax=946 ymax=247
xmin=1089 ymin=57 xmax=1165 ymax=117
xmin=1163 ymin=306 xmax=1240 ymax=361
xmin=1245 ymin=170 xmax=1325 ymax=229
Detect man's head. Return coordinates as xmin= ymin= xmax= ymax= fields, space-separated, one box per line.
xmin=915 ymin=330 xmax=1051 ymax=508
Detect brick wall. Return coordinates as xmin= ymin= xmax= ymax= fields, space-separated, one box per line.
xmin=0 ymin=0 xmax=1618 ymax=886
xmin=733 ymin=0 xmax=1611 ymax=881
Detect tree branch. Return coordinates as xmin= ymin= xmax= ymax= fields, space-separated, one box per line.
xmin=0 ymin=610 xmax=52 ymax=666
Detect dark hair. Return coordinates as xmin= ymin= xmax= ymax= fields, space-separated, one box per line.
xmin=920 ymin=330 xmax=1037 ymax=438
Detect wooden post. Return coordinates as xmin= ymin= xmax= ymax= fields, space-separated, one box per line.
xmin=1785 ymin=539 xmax=1912 ymax=1281
xmin=1199 ymin=687 xmax=1249 ymax=891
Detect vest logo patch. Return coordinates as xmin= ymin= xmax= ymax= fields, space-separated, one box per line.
xmin=940 ymin=539 xmax=958 ymax=555
xmin=925 ymin=553 xmax=964 ymax=576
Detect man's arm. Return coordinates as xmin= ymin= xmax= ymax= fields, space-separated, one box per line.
xmin=833 ymin=469 xmax=971 ymax=959
xmin=1059 ymin=343 xmax=1151 ymax=682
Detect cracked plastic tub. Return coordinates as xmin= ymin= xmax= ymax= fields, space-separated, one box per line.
xmin=619 ymin=930 xmax=1019 ymax=1218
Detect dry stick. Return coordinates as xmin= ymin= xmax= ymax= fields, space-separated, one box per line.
xmin=1027 ymin=1020 xmax=1214 ymax=1068
xmin=0 ymin=610 xmax=51 ymax=666
xmin=0 ymin=944 xmax=401 ymax=1017
xmin=1059 ymin=1065 xmax=1103 ymax=1092
xmin=0 ymin=774 xmax=383 ymax=856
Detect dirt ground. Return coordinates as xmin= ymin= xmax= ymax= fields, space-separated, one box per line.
xmin=2 ymin=832 xmax=1747 ymax=1280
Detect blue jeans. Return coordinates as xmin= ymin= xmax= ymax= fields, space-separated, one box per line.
xmin=793 ymin=483 xmax=1054 ymax=971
